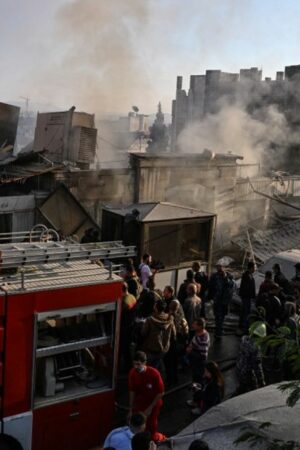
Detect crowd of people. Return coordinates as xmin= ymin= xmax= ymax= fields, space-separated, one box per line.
xmin=235 ymin=259 xmax=300 ymax=394
xmin=120 ymin=255 xmax=233 ymax=388
xmin=239 ymin=260 xmax=300 ymax=336
xmin=113 ymin=253 xmax=234 ymax=447
xmin=102 ymin=254 xmax=300 ymax=450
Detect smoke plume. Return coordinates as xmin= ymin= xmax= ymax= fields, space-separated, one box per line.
xmin=26 ymin=0 xmax=154 ymax=115
xmin=177 ymin=103 xmax=290 ymax=164
xmin=177 ymin=76 xmax=300 ymax=169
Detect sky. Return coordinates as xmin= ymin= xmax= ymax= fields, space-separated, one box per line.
xmin=1 ymin=0 xmax=300 ymax=116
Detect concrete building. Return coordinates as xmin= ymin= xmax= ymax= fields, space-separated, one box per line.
xmin=0 ymin=102 xmax=20 ymax=155
xmin=97 ymin=111 xmax=149 ymax=169
xmin=33 ymin=107 xmax=97 ymax=169
xmin=171 ymin=65 xmax=300 ymax=171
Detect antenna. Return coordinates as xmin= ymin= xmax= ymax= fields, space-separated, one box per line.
xmin=19 ymin=96 xmax=30 ymax=115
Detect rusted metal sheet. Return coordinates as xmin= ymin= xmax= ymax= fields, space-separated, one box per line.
xmin=232 ymin=220 xmax=300 ymax=262
xmin=39 ymin=184 xmax=100 ymax=239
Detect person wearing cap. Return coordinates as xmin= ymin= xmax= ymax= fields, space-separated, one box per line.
xmin=208 ymin=262 xmax=235 ymax=339
xmin=235 ymin=321 xmax=266 ymax=394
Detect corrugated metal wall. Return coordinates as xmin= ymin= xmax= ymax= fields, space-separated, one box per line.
xmin=12 ymin=211 xmax=35 ymax=232
xmin=0 ymin=195 xmax=35 ymax=232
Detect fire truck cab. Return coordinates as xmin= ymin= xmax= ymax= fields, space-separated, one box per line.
xmin=0 ymin=241 xmax=135 ymax=450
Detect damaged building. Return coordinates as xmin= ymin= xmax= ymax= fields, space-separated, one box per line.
xmin=33 ymin=107 xmax=97 ymax=169
xmin=171 ymin=64 xmax=300 ymax=172
xmin=2 ymin=82 xmax=300 ymax=267
xmin=97 ymin=110 xmax=149 ymax=168
xmin=0 ymin=103 xmax=99 ymax=237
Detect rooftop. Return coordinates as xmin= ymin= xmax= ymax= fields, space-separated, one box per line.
xmin=131 ymin=150 xmax=243 ymax=163
xmin=103 ymin=201 xmax=215 ymax=222
xmin=232 ymin=221 xmax=300 ymax=262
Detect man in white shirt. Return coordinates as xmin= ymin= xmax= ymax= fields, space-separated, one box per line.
xmin=103 ymin=412 xmax=146 ymax=450
xmin=139 ymin=254 xmax=154 ymax=289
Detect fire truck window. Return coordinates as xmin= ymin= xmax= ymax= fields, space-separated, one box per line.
xmin=34 ymin=306 xmax=116 ymax=407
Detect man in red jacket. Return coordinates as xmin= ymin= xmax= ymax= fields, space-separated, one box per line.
xmin=128 ymin=351 xmax=165 ymax=441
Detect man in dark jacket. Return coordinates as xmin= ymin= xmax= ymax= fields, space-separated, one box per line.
xmin=239 ymin=261 xmax=256 ymax=332
xmin=265 ymin=283 xmax=283 ymax=331
xmin=208 ymin=263 xmax=234 ymax=339
xmin=177 ymin=269 xmax=200 ymax=305
xmin=273 ymin=263 xmax=290 ymax=295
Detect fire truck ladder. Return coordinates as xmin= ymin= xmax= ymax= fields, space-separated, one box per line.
xmin=0 ymin=241 xmax=136 ymax=270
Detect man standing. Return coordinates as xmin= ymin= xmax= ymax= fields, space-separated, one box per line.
xmin=183 ymin=283 xmax=202 ymax=335
xmin=273 ymin=263 xmax=290 ymax=294
xmin=141 ymin=300 xmax=176 ymax=370
xmin=139 ymin=254 xmax=155 ymax=289
xmin=239 ymin=261 xmax=256 ymax=333
xmin=120 ymin=282 xmax=137 ymax=372
xmin=208 ymin=263 xmax=234 ymax=339
xmin=128 ymin=351 xmax=165 ymax=441
xmin=177 ymin=269 xmax=200 ymax=305
xmin=103 ymin=412 xmax=146 ymax=450
xmin=163 ymin=285 xmax=176 ymax=310
xmin=193 ymin=261 xmax=209 ymax=318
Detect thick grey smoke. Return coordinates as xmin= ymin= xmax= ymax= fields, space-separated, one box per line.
xmin=26 ymin=0 xmax=153 ymax=115
xmin=177 ymin=76 xmax=300 ymax=169
xmin=177 ymin=102 xmax=290 ymax=164
xmin=17 ymin=0 xmax=263 ymax=116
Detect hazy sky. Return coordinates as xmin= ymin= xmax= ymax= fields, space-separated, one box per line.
xmin=1 ymin=0 xmax=300 ymax=115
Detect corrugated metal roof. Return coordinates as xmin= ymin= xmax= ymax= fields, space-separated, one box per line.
xmin=232 ymin=220 xmax=300 ymax=262
xmin=0 ymin=160 xmax=62 ymax=184
xmin=130 ymin=151 xmax=243 ymax=162
xmin=104 ymin=202 xmax=215 ymax=222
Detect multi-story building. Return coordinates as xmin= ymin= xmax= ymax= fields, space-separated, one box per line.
xmin=171 ymin=65 xmax=300 ymax=171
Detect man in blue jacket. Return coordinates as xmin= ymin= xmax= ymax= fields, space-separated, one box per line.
xmin=103 ymin=412 xmax=146 ymax=450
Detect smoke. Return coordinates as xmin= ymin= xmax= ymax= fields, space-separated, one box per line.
xmin=177 ymin=76 xmax=300 ymax=168
xmin=178 ymin=102 xmax=290 ymax=164
xmin=16 ymin=0 xmax=267 ymax=117
xmin=25 ymin=0 xmax=154 ymax=115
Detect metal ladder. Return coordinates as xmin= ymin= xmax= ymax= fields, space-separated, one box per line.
xmin=0 ymin=241 xmax=136 ymax=269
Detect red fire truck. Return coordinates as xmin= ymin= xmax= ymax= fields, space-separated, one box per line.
xmin=0 ymin=240 xmax=135 ymax=450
